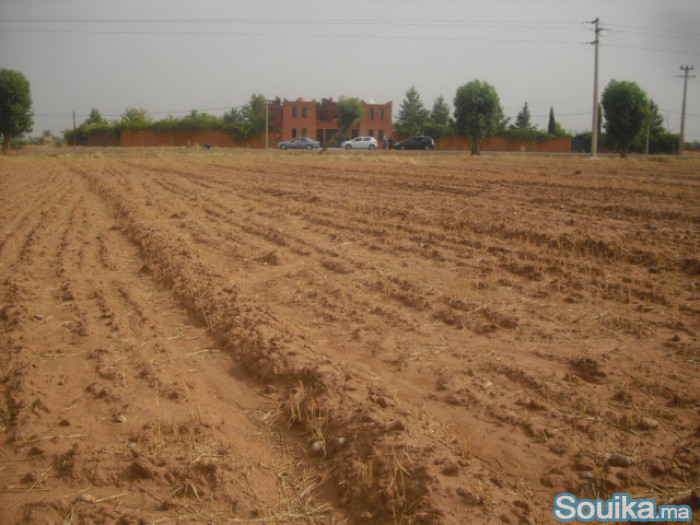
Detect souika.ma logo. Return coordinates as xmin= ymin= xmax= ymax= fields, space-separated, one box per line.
xmin=553 ymin=493 xmax=692 ymax=522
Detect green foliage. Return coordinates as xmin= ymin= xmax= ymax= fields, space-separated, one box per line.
xmin=547 ymin=108 xmax=570 ymax=137
xmin=572 ymin=128 xmax=678 ymax=155
xmin=453 ymin=80 xmax=504 ymax=154
xmin=64 ymin=107 xmax=117 ymax=142
xmin=117 ymin=107 xmax=152 ymax=130
xmin=242 ymin=93 xmax=269 ymax=137
xmin=169 ymin=110 xmax=220 ymax=133
xmin=686 ymin=140 xmax=700 ymax=152
xmin=336 ymin=96 xmax=364 ymax=130
xmin=513 ymin=101 xmax=533 ymax=130
xmin=548 ymin=108 xmax=557 ymax=134
xmin=649 ymin=132 xmax=679 ymax=154
xmin=501 ymin=127 xmax=551 ymax=142
xmin=395 ymin=86 xmax=430 ymax=137
xmin=85 ymin=108 xmax=106 ymax=126
xmin=62 ymin=94 xmax=282 ymax=143
xmin=572 ymin=132 xmax=593 ymax=153
xmin=430 ymin=96 xmax=451 ymax=127
xmin=10 ymin=136 xmax=42 ymax=149
xmin=319 ymin=97 xmax=363 ymax=153
xmin=631 ymin=101 xmax=675 ymax=154
xmin=423 ymin=123 xmax=453 ymax=140
xmin=0 ymin=69 xmax=34 ymax=153
xmin=223 ymin=107 xmax=243 ymax=125
xmin=601 ymin=80 xmax=650 ymax=157
xmin=646 ymin=100 xmax=665 ymax=139
xmin=222 ymin=94 xmax=280 ymax=141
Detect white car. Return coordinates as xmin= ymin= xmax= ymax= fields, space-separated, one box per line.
xmin=341 ymin=136 xmax=378 ymax=150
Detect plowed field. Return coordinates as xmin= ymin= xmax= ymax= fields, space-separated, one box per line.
xmin=1 ymin=150 xmax=698 ymax=524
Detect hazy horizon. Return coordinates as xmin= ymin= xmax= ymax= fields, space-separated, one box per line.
xmin=1 ymin=0 xmax=699 ymax=142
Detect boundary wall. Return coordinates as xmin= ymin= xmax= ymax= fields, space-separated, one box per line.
xmin=74 ymin=130 xmax=572 ymax=152
xmin=436 ymin=135 xmax=572 ymax=153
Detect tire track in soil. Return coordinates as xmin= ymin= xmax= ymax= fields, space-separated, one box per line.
xmin=0 ymin=160 xmax=341 ymax=525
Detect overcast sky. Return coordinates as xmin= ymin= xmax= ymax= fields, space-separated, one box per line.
xmin=1 ymin=0 xmax=699 ymax=141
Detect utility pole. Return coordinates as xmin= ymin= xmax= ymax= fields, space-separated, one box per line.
xmin=678 ymin=65 xmax=695 ymax=155
xmin=265 ymin=100 xmax=269 ymax=150
xmin=645 ymin=122 xmax=650 ymax=155
xmin=72 ymin=110 xmax=77 ymax=150
xmin=589 ymin=18 xmax=602 ymax=158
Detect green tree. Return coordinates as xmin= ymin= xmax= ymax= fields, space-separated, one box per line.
xmin=174 ymin=110 xmax=220 ymax=132
xmin=601 ymin=80 xmax=650 ymax=157
xmin=431 ymin=96 xmax=451 ymax=126
xmin=453 ymin=80 xmax=503 ymax=155
xmin=644 ymin=100 xmax=679 ymax=154
xmin=423 ymin=96 xmax=453 ymax=140
xmin=222 ymin=106 xmax=248 ymax=140
xmin=85 ymin=108 xmax=106 ymax=127
xmin=243 ymin=93 xmax=269 ymax=137
xmin=514 ymin=101 xmax=533 ymax=130
xmin=547 ymin=108 xmax=557 ymax=134
xmin=321 ymin=97 xmax=363 ymax=153
xmin=119 ymin=107 xmax=151 ymax=128
xmin=547 ymin=107 xmax=569 ymax=137
xmin=223 ymin=107 xmax=244 ymax=125
xmin=395 ymin=86 xmax=430 ymax=137
xmin=0 ymin=69 xmax=33 ymax=154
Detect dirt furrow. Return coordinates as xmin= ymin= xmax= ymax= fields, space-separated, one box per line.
xmin=1 ymin=159 xmax=341 ymax=525
xmin=2 ymin=152 xmax=698 ymax=525
xmin=74 ymin=159 xmax=524 ymax=522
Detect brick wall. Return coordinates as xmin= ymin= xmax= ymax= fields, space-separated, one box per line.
xmin=436 ymin=135 xmax=572 ymax=153
xmin=119 ymin=129 xmax=271 ymax=148
xmin=113 ymin=130 xmax=571 ymax=151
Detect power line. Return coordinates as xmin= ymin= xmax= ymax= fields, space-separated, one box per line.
xmin=0 ymin=17 xmax=586 ymax=27
xmin=4 ymin=19 xmax=695 ymax=54
xmin=661 ymin=109 xmax=700 ymax=118
xmin=5 ymin=17 xmax=695 ymax=41
xmin=604 ymin=43 xmax=700 ymax=57
xmin=0 ymin=27 xmax=582 ymax=45
xmin=605 ymin=22 xmax=700 ymax=40
xmin=4 ymin=16 xmax=696 ymax=48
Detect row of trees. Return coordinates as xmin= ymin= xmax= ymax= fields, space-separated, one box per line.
xmin=64 ymin=93 xmax=275 ymax=143
xmin=394 ymin=84 xmax=570 ymax=154
xmin=63 ymin=82 xmax=682 ymax=156
xmin=0 ymin=68 xmax=687 ymax=155
xmin=64 ymin=95 xmax=366 ymax=154
xmin=395 ymin=81 xmax=680 ymax=155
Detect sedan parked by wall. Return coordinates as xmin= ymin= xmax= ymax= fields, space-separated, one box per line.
xmin=278 ymin=137 xmax=321 ymax=150
xmin=340 ymin=136 xmax=378 ymax=150
xmin=393 ymin=135 xmax=435 ymax=150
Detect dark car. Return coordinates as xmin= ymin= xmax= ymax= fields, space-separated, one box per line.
xmin=393 ymin=135 xmax=435 ymax=150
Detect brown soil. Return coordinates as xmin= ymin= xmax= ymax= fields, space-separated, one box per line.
xmin=1 ymin=150 xmax=698 ymax=524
